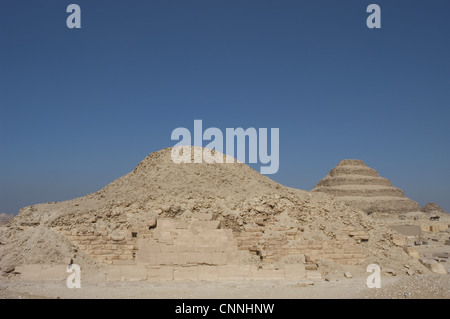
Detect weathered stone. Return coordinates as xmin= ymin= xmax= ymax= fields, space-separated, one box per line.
xmin=174 ymin=266 xmax=199 ymax=281
xmin=404 ymin=247 xmax=420 ymax=259
xmin=250 ymin=267 xmax=284 ymax=280
xmin=2 ymin=266 xmax=15 ymax=274
xmin=382 ymin=268 xmax=396 ymax=276
xmin=306 ymin=270 xmax=322 ymax=280
xmin=392 ymin=235 xmax=406 ymax=247
xmin=197 ymin=265 xmax=218 ymax=281
xmin=147 ymin=217 xmax=157 ymax=229
xmin=284 ymin=264 xmax=306 ymax=280
xmin=419 ymin=258 xmax=448 ymax=274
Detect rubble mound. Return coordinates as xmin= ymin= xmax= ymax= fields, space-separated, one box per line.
xmin=312 ymin=159 xmax=420 ymax=213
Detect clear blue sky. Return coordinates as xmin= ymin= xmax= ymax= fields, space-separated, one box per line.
xmin=1 ymin=0 xmax=449 ymax=215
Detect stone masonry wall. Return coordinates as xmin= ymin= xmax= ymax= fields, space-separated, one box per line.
xmin=52 ymin=213 xmax=367 ymax=267
xmin=235 ymin=224 xmax=367 ymax=265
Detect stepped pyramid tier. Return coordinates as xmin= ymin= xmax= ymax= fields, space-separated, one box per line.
xmin=312 ymin=159 xmax=420 ymax=213
xmin=0 ymin=148 xmax=419 ymax=280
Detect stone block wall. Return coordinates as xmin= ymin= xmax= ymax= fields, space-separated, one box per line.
xmin=52 ymin=227 xmax=137 ymax=264
xmin=420 ymin=224 xmax=449 ymax=233
xmin=135 ymin=216 xmax=240 ymax=266
xmin=53 ymin=213 xmax=367 ymax=267
xmin=234 ymin=224 xmax=367 ymax=265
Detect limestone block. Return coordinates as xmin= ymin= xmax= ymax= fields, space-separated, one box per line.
xmin=211 ymin=252 xmax=228 ymax=265
xmin=218 ymin=265 xmax=250 ymax=280
xmin=226 ymin=251 xmax=240 ymax=264
xmin=185 ymin=252 xmax=212 ymax=264
xmin=173 ymin=244 xmax=193 ymax=253
xmin=135 ymin=250 xmax=155 ymax=264
xmin=198 ymin=265 xmax=218 ymax=281
xmin=404 ymin=247 xmax=420 ymax=259
xmin=419 ymin=258 xmax=448 ymax=274
xmin=430 ymin=225 xmax=440 ymax=233
xmin=147 ymin=266 xmax=174 ymax=281
xmin=221 ymin=229 xmax=234 ymax=239
xmin=284 ymin=264 xmax=306 ymax=280
xmin=106 ymin=265 xmax=147 ymax=281
xmin=138 ymin=238 xmax=161 ymax=253
xmin=176 ymin=252 xmax=187 ymax=265
xmin=195 ymin=221 xmax=221 ymax=229
xmin=392 ymin=234 xmax=406 ymax=246
xmin=157 ymin=252 xmax=179 ymax=265
xmin=157 ymin=220 xmax=175 ymax=230
xmin=306 ymin=270 xmax=322 ymax=280
xmin=159 ymin=244 xmax=175 ymax=252
xmin=111 ymin=260 xmax=136 ymax=265
xmin=250 ymin=267 xmax=285 ymax=280
xmin=174 ymin=266 xmax=199 ymax=281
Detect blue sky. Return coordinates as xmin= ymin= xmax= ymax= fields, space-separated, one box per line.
xmin=1 ymin=0 xmax=449 ymax=214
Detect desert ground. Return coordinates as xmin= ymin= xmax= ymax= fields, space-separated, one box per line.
xmin=0 ymin=271 xmax=448 ymax=299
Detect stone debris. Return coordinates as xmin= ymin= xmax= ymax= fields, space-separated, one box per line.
xmin=419 ymin=258 xmax=447 ymax=275
xmin=295 ymin=280 xmax=314 ymax=287
xmin=383 ymin=268 xmax=397 ymax=276
xmin=404 ymin=247 xmax=420 ymax=259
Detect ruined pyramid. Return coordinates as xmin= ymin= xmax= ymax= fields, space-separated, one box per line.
xmin=312 ymin=159 xmax=420 ymax=213
xmin=0 ymin=149 xmax=420 ymax=280
xmin=421 ymin=202 xmax=446 ymax=214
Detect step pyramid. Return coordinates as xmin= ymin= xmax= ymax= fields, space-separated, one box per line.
xmin=312 ymin=159 xmax=420 ymax=213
